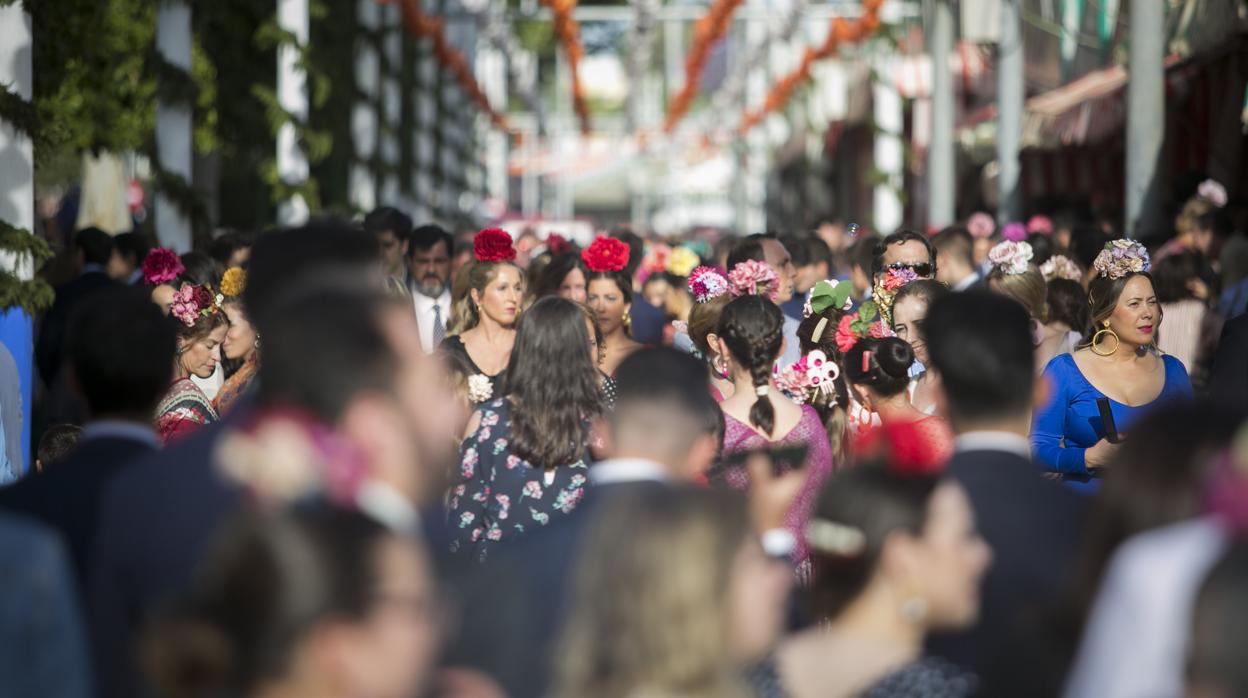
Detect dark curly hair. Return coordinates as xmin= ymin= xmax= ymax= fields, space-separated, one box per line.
xmin=503 ymin=297 xmax=604 ymax=468
xmin=716 ymin=296 xmax=785 ymax=436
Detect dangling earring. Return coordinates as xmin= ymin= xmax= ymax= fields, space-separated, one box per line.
xmin=1091 ymin=320 xmax=1119 ymax=356
xmin=713 ymin=356 xmax=729 ymax=379
xmin=622 ymin=309 xmax=632 ymax=332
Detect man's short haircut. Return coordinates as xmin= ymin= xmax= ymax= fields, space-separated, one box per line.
xmin=932 ymin=226 xmax=974 ymax=269
xmin=112 ymin=232 xmax=152 ymax=267
xmin=726 ymin=233 xmax=777 ymax=271
xmin=924 ymin=291 xmax=1035 ymax=422
xmin=871 ymin=229 xmax=937 ymax=278
xmin=363 ymin=207 xmax=414 ymax=241
xmin=849 ymin=236 xmax=878 ymax=274
xmin=207 ymin=230 xmax=255 ymax=268
xmin=409 ymin=224 xmax=453 ymax=256
xmin=37 ymin=424 xmax=82 ymax=469
xmin=611 ymin=347 xmax=718 ymax=453
xmin=74 ymin=227 xmax=115 ymax=266
xmin=67 ymin=286 xmax=175 ymax=418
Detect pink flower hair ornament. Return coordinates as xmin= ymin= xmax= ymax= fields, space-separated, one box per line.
xmin=727 ymin=260 xmax=780 ymax=302
xmin=988 ymin=240 xmax=1034 ymax=276
xmin=689 ymin=266 xmax=729 ymax=303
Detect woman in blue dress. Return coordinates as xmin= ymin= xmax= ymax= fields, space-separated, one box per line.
xmin=1033 ymin=240 xmax=1193 ymax=492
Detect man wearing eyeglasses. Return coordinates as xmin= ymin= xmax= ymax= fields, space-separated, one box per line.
xmin=871 ymin=229 xmax=938 ymax=284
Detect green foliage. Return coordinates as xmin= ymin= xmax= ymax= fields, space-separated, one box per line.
xmin=0 ymin=221 xmax=55 ymax=314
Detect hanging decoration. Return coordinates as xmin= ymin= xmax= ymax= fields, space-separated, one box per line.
xmin=541 ymin=0 xmax=591 ymax=136
xmin=664 ymin=0 xmax=746 ymax=133
xmin=689 ymin=0 xmax=807 ymax=137
xmin=736 ymin=0 xmax=884 ymax=135
xmin=392 ymin=0 xmax=512 ymax=134
xmin=625 ymin=0 xmax=660 ymax=134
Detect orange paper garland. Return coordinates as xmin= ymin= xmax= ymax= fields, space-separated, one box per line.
xmin=737 ymin=0 xmax=884 ymax=135
xmin=392 ymin=0 xmax=512 ymax=134
xmin=542 ymin=0 xmax=592 ymax=136
xmin=663 ymin=0 xmax=746 ymax=133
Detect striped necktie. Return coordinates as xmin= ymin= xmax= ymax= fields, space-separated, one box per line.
xmin=432 ymin=304 xmax=446 ymax=347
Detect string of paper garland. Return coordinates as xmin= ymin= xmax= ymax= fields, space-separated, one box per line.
xmin=736 ymin=0 xmax=883 ymax=135
xmin=663 ymin=0 xmax=745 ymax=133
xmin=689 ymin=0 xmax=808 ymax=138
xmin=541 ymin=0 xmax=592 ymax=136
xmin=394 ymin=0 xmax=512 ymax=134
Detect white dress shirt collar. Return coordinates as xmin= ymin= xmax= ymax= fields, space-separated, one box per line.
xmin=953 ymin=272 xmax=980 ymax=292
xmin=954 ymin=431 xmax=1031 ymax=459
xmin=411 ymin=289 xmax=452 ymax=352
xmin=589 ymin=458 xmax=670 ymax=486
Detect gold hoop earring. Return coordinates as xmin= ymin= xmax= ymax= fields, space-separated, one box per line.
xmin=1091 ymin=320 xmax=1119 ymax=356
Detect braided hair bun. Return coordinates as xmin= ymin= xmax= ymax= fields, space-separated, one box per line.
xmin=716 ymin=296 xmax=785 ymax=436
xmin=843 ymin=337 xmax=913 ymax=398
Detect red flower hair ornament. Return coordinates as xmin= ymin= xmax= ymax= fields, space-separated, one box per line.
xmin=854 ymin=421 xmax=947 ymax=476
xmin=473 ymin=228 xmax=517 ymax=263
xmin=581 ymin=236 xmax=630 ymax=273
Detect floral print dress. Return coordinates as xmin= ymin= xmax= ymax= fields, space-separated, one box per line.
xmin=447 ymin=398 xmax=591 ymax=562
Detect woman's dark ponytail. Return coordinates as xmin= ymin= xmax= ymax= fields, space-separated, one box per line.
xmin=717 ymin=296 xmax=785 ymax=436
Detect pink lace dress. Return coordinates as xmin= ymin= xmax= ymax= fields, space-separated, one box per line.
xmin=721 ymin=405 xmax=835 ymax=565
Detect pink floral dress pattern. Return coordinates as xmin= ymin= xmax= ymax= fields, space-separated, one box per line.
xmin=447 ymin=398 xmax=591 ymax=562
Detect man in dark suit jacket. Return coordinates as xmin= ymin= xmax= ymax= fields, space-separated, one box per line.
xmin=446 ymin=347 xmax=801 ymax=698
xmin=922 ymin=292 xmax=1087 ymax=693
xmin=36 ymin=228 xmax=116 ymax=389
xmin=0 ymin=287 xmax=172 ymax=594
xmin=1208 ymin=312 xmax=1248 ymax=412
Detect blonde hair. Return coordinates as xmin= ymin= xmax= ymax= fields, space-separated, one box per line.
xmin=987 ymin=264 xmax=1049 ymax=323
xmin=553 ymin=489 xmax=754 ymax=698
xmin=449 ymin=259 xmax=521 ymax=334
xmin=1176 ymin=196 xmax=1215 ymax=239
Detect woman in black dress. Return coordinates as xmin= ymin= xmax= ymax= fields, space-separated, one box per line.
xmin=446 ymin=297 xmax=605 ymax=562
xmin=441 ymin=229 xmax=524 ymax=405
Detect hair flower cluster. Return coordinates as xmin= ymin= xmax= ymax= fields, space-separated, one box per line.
xmin=545 ymin=233 xmax=573 ymax=256
xmin=473 ymin=228 xmax=517 ymax=263
xmin=834 ymin=301 xmax=889 ymax=353
xmin=775 ymin=350 xmax=841 ymax=404
xmin=871 ymin=268 xmax=919 ymax=325
xmin=1198 ymin=179 xmax=1228 ymax=208
xmin=582 ymin=236 xmax=631 ymax=273
xmin=170 ymin=283 xmax=220 ymax=327
xmin=1039 ymin=254 xmax=1081 ymax=282
xmin=988 ymin=240 xmax=1034 ymax=276
xmin=688 ymin=266 xmax=728 ymax=303
xmin=1027 ymin=215 xmax=1054 ymax=236
xmin=1001 ymin=222 xmax=1028 ymax=242
xmin=1092 ymin=239 xmax=1150 ymax=280
xmin=966 ymin=212 xmax=996 ymax=240
xmin=141 ymin=248 xmax=184 ymax=286
xmin=727 ymin=260 xmax=779 ymax=302
xmin=666 ymin=246 xmax=701 ymax=278
xmin=220 ymin=267 xmax=247 ymax=297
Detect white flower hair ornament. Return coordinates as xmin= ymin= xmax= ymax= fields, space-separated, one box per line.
xmin=1198 ymin=179 xmax=1227 ymax=208
xmin=988 ymin=240 xmax=1034 ymax=276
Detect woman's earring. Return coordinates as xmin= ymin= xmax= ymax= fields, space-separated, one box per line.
xmin=1091 ymin=320 xmax=1119 ymax=356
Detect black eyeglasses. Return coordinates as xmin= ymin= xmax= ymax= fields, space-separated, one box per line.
xmin=887 ymin=262 xmax=934 ymax=277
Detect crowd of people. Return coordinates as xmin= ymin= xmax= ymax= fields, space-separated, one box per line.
xmin=1 ymin=176 xmax=1248 ymax=698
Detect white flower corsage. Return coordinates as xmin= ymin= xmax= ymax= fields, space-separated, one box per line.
xmin=467 ymin=374 xmax=494 ymax=404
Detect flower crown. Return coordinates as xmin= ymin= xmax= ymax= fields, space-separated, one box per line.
xmin=727 ymin=260 xmax=779 ymax=302
xmin=1040 ymin=254 xmax=1082 ymax=282
xmin=220 ymin=267 xmax=247 ymax=298
xmin=171 ymin=283 xmax=222 ymax=327
xmin=688 ymin=266 xmax=728 ymax=303
xmin=141 ymin=248 xmax=184 ymax=286
xmin=834 ymin=300 xmax=892 ymax=354
xmin=775 ymin=350 xmax=840 ymax=405
xmin=988 ymin=240 xmax=1034 ymax=276
xmin=582 ymin=236 xmax=630 ymax=273
xmin=1092 ymin=239 xmax=1150 ymax=280
xmin=473 ymin=228 xmax=517 ymax=263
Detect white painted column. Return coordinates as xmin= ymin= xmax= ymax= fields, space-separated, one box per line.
xmin=155 ymin=1 xmax=193 ymax=252
xmin=380 ymin=1 xmax=403 ymax=207
xmin=350 ymin=0 xmax=379 ymax=213
xmin=276 ymin=0 xmax=310 ymax=224
xmin=997 ymin=0 xmax=1024 ymax=223
xmin=928 ymin=0 xmax=955 ymax=227
xmin=1125 ymin=0 xmax=1164 ymax=238
xmin=873 ymin=75 xmax=904 ymax=235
